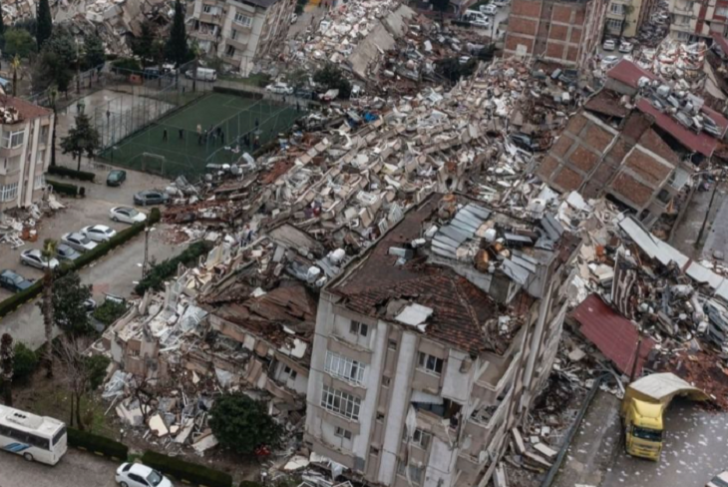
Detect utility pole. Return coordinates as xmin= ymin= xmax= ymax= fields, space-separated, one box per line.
xmin=75 ymin=38 xmax=81 ymax=95
xmin=142 ymin=226 xmax=156 ymax=278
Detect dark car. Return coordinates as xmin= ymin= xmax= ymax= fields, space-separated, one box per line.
xmin=134 ymin=190 xmax=169 ymax=206
xmin=107 ymin=170 xmax=127 ymax=187
xmin=0 ymin=269 xmax=34 ymax=293
xmin=56 ymin=243 xmax=82 ymax=262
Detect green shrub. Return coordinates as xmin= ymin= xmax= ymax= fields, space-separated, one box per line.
xmin=47 ymin=165 xmax=96 ymax=182
xmin=134 ymin=241 xmax=211 ymax=295
xmin=92 ymin=299 xmax=128 ymax=326
xmin=0 ymin=281 xmax=43 ymax=318
xmin=111 ymin=57 xmax=142 ymax=72
xmin=67 ymin=428 xmax=128 ymax=460
xmin=149 ymin=207 xmax=161 ymax=224
xmin=47 ymin=179 xmax=79 ymax=197
xmin=12 ymin=343 xmax=39 ymax=383
xmin=141 ymin=451 xmax=232 ymax=487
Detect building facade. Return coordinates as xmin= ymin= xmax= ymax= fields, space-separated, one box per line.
xmin=504 ymin=0 xmax=608 ymax=71
xmin=668 ymin=0 xmax=728 ymax=41
xmin=188 ymin=0 xmax=296 ymax=75
xmin=304 ymin=194 xmax=580 ymax=487
xmin=604 ymin=0 xmax=656 ymax=38
xmin=0 ymin=97 xmax=53 ymax=212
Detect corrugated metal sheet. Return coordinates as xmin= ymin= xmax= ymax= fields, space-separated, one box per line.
xmin=571 ymin=294 xmax=655 ymax=376
xmin=432 ymin=203 xmax=491 ymax=260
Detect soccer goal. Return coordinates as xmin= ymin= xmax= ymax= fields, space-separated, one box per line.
xmin=140 ymin=152 xmax=166 ymax=176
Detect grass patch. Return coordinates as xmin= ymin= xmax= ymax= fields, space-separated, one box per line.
xmin=219 ymin=72 xmax=271 ymax=88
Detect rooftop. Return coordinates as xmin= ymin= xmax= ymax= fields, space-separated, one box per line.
xmin=0 ymin=96 xmax=51 ymax=122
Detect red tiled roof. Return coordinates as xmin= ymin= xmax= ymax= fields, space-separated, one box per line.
xmin=607 ymin=59 xmax=657 ymax=89
xmin=571 ymin=294 xmax=655 ymax=377
xmin=1 ymin=96 xmax=51 ymax=120
xmin=636 ymin=98 xmax=719 ymax=157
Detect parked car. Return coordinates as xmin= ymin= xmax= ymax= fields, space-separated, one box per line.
xmin=494 ymin=0 xmax=510 ymax=6
xmin=294 ymin=88 xmax=315 ymax=100
xmin=601 ymin=55 xmax=620 ymax=70
xmin=110 ymin=206 xmax=147 ymax=224
xmin=62 ymin=232 xmax=98 ymax=253
xmin=603 ymin=39 xmax=616 ymax=51
xmin=81 ymin=225 xmax=117 ymax=242
xmin=107 ymin=170 xmax=127 ymax=187
xmin=707 ymin=472 xmax=728 ymax=487
xmin=134 ymin=190 xmax=169 ymax=206
xmin=265 ymin=82 xmax=294 ymax=95
xmin=56 ymin=243 xmax=82 ymax=262
xmin=619 ymin=41 xmax=634 ymax=53
xmin=115 ymin=462 xmax=172 ymax=487
xmin=184 ymin=67 xmax=217 ymax=81
xmin=20 ymin=249 xmax=59 ymax=270
xmin=291 ymin=13 xmax=298 ymax=23
xmin=479 ymin=4 xmax=498 ymax=15
xmin=0 ymin=269 xmax=33 ymax=293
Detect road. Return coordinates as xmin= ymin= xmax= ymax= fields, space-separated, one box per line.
xmin=0 ymin=448 xmax=117 ymax=487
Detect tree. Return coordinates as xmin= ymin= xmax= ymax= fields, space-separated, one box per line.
xmin=209 ymin=393 xmax=283 ymax=454
xmin=313 ymin=63 xmax=352 ymax=99
xmin=286 ymin=68 xmax=309 ymax=90
xmin=37 ymin=238 xmax=57 ymax=379
xmin=13 ymin=343 xmax=39 ymax=384
xmin=166 ymin=0 xmax=190 ymax=66
xmin=33 ymin=33 xmax=78 ymax=94
xmin=36 ymin=0 xmax=52 ymax=49
xmin=60 ymin=111 xmax=101 ymax=171
xmin=53 ymin=272 xmax=93 ymax=335
xmin=132 ymin=21 xmax=156 ymax=64
xmin=10 ymin=56 xmax=19 ymax=97
xmin=431 ymin=0 xmax=450 ymax=25
xmin=4 ymin=28 xmax=36 ymax=58
xmin=83 ymin=35 xmax=105 ymax=70
xmin=0 ymin=334 xmax=13 ymax=406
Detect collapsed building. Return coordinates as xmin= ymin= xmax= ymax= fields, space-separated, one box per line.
xmin=304 ymin=192 xmax=581 ymax=487
xmin=537 ymin=58 xmax=727 ymax=229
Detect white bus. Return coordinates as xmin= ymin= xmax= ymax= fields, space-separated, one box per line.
xmin=0 ymin=405 xmax=67 ymax=465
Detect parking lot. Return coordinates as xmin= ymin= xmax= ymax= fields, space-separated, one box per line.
xmin=0 ymin=448 xmax=118 ymax=487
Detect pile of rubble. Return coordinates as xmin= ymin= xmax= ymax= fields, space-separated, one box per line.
xmin=0 ymin=196 xmax=64 ymax=249
xmin=637 ymin=38 xmax=707 ymax=92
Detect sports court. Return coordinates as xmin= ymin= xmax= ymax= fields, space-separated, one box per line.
xmin=98 ymin=92 xmax=302 ymax=179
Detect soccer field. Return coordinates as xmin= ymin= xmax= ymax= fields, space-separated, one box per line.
xmin=99 ymin=93 xmax=302 ymax=179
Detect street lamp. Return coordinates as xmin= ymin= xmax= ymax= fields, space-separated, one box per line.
xmin=142 ymin=226 xmax=156 ymax=278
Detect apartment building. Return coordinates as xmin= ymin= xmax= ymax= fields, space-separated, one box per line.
xmin=304 ymin=193 xmax=580 ymax=487
xmin=668 ymin=0 xmax=728 ymax=41
xmin=504 ymin=0 xmax=608 ymax=71
xmin=188 ymin=0 xmax=296 ymax=75
xmin=604 ymin=0 xmax=656 ymax=38
xmin=0 ymin=97 xmax=53 ymax=212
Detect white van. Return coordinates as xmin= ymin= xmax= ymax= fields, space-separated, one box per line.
xmin=185 ymin=67 xmax=217 ymax=82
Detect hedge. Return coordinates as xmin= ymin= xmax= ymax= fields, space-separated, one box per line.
xmin=141 ymin=451 xmax=232 ymax=487
xmin=134 ymin=240 xmax=211 ymax=295
xmin=0 ymin=207 xmax=161 ymax=318
xmin=48 ymin=165 xmax=96 ymax=182
xmin=47 ymin=179 xmax=80 ymax=197
xmin=67 ymin=428 xmax=128 ymax=460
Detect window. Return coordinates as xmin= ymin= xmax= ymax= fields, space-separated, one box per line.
xmin=674 ymin=14 xmax=690 ymax=25
xmin=350 ymin=320 xmax=368 ymax=337
xmin=718 ymin=6 xmax=728 ymax=16
xmin=334 ymin=426 xmax=352 ymax=440
xmin=325 ymin=351 xmax=366 ymax=385
xmin=412 ymin=428 xmax=432 ymax=449
xmin=0 ymin=182 xmax=18 ymax=201
xmin=203 ymin=4 xmax=211 ymax=12
xmin=34 ymin=174 xmax=45 ymax=190
xmin=225 ymin=45 xmax=236 ymax=57
xmin=418 ymin=352 xmax=444 ymax=375
xmin=40 ymin=126 xmax=49 ymax=141
xmin=231 ymin=29 xmax=239 ymax=40
xmin=397 ymin=463 xmax=424 ymax=484
xmin=37 ymin=149 xmax=46 ymax=165
xmin=370 ymin=446 xmax=380 ymax=456
xmin=382 ymin=376 xmax=391 ymax=387
xmin=606 ymin=18 xmax=623 ymax=30
xmin=234 ymin=12 xmax=253 ymax=27
xmin=388 ymin=339 xmax=398 ymax=350
xmin=2 ymin=130 xmax=24 ymax=148
xmin=610 ymin=3 xmax=624 ymax=14
xmin=677 ymin=30 xmax=691 ymax=40
xmin=321 ymin=385 xmax=361 ymax=420
xmin=376 ymin=412 xmax=385 ymax=421
xmin=282 ymin=365 xmax=298 ymax=381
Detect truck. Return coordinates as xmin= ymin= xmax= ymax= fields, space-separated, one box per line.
xmin=621 ymin=372 xmax=707 ymax=460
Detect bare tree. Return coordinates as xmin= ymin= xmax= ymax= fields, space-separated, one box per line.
xmin=0 ymin=334 xmax=14 ymax=406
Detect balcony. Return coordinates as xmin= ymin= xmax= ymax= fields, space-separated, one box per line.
xmin=199 ymin=12 xmax=223 ymax=24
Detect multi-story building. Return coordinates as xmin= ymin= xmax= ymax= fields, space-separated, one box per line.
xmin=504 ymin=0 xmax=608 ymax=71
xmin=188 ymin=0 xmax=296 ymax=75
xmin=304 ymin=193 xmax=581 ymax=487
xmin=668 ymin=0 xmax=728 ymax=41
xmin=0 ymin=97 xmax=53 ymax=212
xmin=604 ymin=0 xmax=656 ymax=38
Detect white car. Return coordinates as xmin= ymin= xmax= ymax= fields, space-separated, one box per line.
xmin=603 ymin=39 xmax=616 ymax=51
xmin=619 ymin=41 xmax=634 ymax=53
xmin=115 ymin=463 xmax=172 ymax=487
xmin=291 ymin=13 xmax=298 ymax=23
xmin=20 ymin=249 xmax=59 ymax=270
xmin=110 ymin=207 xmax=147 ymax=225
xmin=62 ymin=232 xmax=98 ymax=253
xmin=707 ymin=472 xmax=728 ymax=487
xmin=265 ymin=82 xmax=294 ymax=95
xmin=81 ymin=225 xmax=118 ymax=242
xmin=494 ymin=0 xmax=509 ymax=6
xmin=480 ymin=4 xmax=498 ymax=14
xmin=601 ymin=55 xmax=620 ymax=70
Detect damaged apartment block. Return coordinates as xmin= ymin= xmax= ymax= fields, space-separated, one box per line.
xmin=304 ymin=193 xmax=581 ymax=487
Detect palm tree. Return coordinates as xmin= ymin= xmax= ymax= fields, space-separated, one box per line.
xmin=39 ymin=239 xmax=57 ymax=378
xmin=10 ymin=55 xmax=20 ymax=97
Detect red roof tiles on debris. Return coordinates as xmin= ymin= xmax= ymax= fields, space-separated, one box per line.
xmin=607 ymin=59 xmax=657 ymax=89
xmin=571 ymin=294 xmax=655 ymax=377
xmin=636 ymin=99 xmax=720 ymax=157
xmin=1 ymin=96 xmax=51 ymax=120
